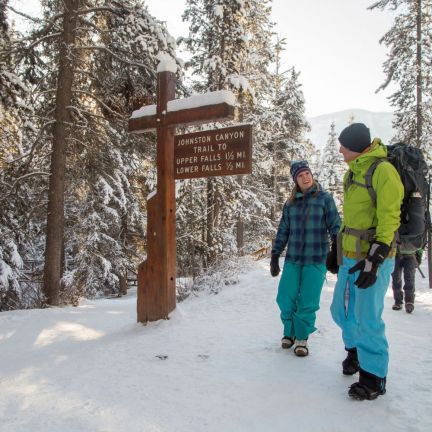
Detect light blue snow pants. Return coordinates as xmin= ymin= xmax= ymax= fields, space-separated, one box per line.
xmin=276 ymin=262 xmax=326 ymax=341
xmin=330 ymin=256 xmax=394 ymax=378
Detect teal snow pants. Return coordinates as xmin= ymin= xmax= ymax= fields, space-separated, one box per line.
xmin=330 ymin=256 xmax=394 ymax=378
xmin=276 ymin=261 xmax=326 ymax=341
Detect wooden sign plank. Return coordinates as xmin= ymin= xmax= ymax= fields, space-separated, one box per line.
xmin=128 ymin=114 xmax=157 ymax=133
xmin=129 ymin=103 xmax=235 ymax=134
xmin=174 ymin=124 xmax=252 ymax=179
xmin=166 ymin=103 xmax=235 ymax=128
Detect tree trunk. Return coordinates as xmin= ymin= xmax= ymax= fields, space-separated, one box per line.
xmin=271 ymin=146 xmax=277 ymax=221
xmin=189 ymin=181 xmax=196 ymax=278
xmin=119 ymin=211 xmax=128 ymax=296
xmin=416 ymin=0 xmax=423 ymax=148
xmin=236 ymin=174 xmax=245 ymax=255
xmin=271 ymin=41 xmax=282 ymax=222
xmin=206 ymin=178 xmax=215 ymax=265
xmin=119 ymin=275 xmax=128 ymax=296
xmin=236 ymin=100 xmax=245 ymax=255
xmin=42 ymin=0 xmax=79 ymax=305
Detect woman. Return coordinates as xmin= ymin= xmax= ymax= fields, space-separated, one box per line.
xmin=270 ymin=160 xmax=340 ymax=356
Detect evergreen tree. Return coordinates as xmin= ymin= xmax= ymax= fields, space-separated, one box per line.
xmin=181 ymin=0 xmax=275 ymax=266
xmin=0 ymin=0 xmax=44 ymax=310
xmin=6 ymin=0 xmax=180 ymax=307
xmin=319 ymin=122 xmax=345 ymax=209
xmin=233 ymin=0 xmax=275 ymax=254
xmin=61 ymin=0 xmax=180 ymax=302
xmin=369 ymin=0 xmax=432 ymax=164
xmin=269 ymin=64 xmax=312 ymax=212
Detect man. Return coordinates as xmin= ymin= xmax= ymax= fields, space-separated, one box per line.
xmin=391 ymin=248 xmax=422 ymax=313
xmin=328 ymin=123 xmax=404 ymax=400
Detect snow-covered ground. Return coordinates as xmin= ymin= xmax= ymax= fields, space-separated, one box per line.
xmin=1 ymin=259 xmax=431 ymax=432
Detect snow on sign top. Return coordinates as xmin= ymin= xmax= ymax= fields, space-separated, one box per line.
xmin=129 ymin=90 xmax=236 ymax=120
xmin=157 ymin=53 xmax=177 ymax=73
xmin=130 ymin=104 xmax=156 ymax=119
xmin=167 ymin=90 xmax=236 ymax=112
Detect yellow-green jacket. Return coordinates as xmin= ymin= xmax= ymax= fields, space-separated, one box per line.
xmin=342 ymin=139 xmax=404 ymax=255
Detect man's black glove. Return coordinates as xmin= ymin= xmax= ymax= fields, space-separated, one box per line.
xmin=326 ymin=236 xmax=339 ymax=274
xmin=415 ymin=250 xmax=423 ymax=266
xmin=270 ymin=254 xmax=280 ymax=277
xmin=348 ymin=241 xmax=391 ymax=289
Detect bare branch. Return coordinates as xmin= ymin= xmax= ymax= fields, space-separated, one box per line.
xmin=39 ymin=88 xmax=58 ymax=96
xmin=76 ymin=7 xmax=116 ymax=16
xmin=7 ymin=5 xmax=46 ymax=24
xmin=7 ymin=5 xmax=64 ymax=29
xmin=26 ymin=32 xmax=62 ymax=51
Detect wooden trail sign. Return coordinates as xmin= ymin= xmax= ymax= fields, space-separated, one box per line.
xmin=129 ymin=66 xmax=253 ymax=323
xmin=174 ymin=124 xmax=252 ymax=180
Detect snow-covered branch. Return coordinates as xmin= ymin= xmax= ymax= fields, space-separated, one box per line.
xmin=6 ymin=5 xmax=57 ymax=24
xmin=6 ymin=120 xmax=55 ymax=167
xmin=70 ymin=90 xmax=123 ymax=118
xmin=74 ymin=46 xmax=156 ymax=75
xmin=375 ymin=66 xmax=395 ymax=93
xmin=0 ymin=172 xmax=50 ymax=203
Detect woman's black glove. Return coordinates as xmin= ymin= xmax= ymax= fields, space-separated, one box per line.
xmin=348 ymin=241 xmax=391 ymax=289
xmin=270 ymin=254 xmax=280 ymax=277
xmin=326 ymin=236 xmax=339 ymax=274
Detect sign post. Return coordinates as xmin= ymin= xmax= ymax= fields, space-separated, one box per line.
xmin=129 ymin=67 xmax=252 ymax=323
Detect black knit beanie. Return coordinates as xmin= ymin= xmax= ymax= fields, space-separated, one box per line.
xmin=338 ymin=123 xmax=371 ymax=153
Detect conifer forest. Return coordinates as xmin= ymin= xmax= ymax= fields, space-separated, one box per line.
xmin=1 ymin=0 xmax=431 ymax=311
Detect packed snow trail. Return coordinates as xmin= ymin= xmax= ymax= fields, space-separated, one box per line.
xmin=0 ymin=259 xmax=431 ymax=432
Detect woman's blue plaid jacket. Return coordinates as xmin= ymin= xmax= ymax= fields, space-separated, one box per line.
xmin=272 ymin=184 xmax=341 ymax=265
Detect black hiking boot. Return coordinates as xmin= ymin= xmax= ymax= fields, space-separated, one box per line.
xmin=348 ymin=368 xmax=386 ymax=401
xmin=342 ymin=347 xmax=359 ymax=375
xmin=392 ymin=303 xmax=402 ymax=311
xmin=405 ymin=303 xmax=414 ymax=313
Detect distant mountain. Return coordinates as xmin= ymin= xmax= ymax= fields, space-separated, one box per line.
xmin=306 ymin=109 xmax=394 ymax=151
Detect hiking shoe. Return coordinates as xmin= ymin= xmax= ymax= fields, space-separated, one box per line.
xmin=405 ymin=303 xmax=414 ymax=314
xmin=281 ymin=336 xmax=295 ymax=349
xmin=348 ymin=382 xmax=386 ymax=400
xmin=342 ymin=347 xmax=359 ymax=375
xmin=392 ymin=303 xmax=402 ymax=311
xmin=348 ymin=368 xmax=386 ymax=401
xmin=294 ymin=339 xmax=308 ymax=357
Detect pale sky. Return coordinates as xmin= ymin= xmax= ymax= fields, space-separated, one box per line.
xmin=144 ymin=0 xmax=396 ymax=117
xmin=10 ymin=0 xmax=396 ymax=117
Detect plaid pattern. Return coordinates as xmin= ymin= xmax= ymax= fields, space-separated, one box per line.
xmin=272 ymin=186 xmax=341 ymax=265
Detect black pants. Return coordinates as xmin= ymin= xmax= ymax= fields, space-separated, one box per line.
xmin=391 ymin=255 xmax=416 ymax=305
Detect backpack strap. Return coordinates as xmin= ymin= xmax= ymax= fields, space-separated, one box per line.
xmin=344 ymin=159 xmax=385 ymax=207
xmin=340 ymin=159 xmax=397 ymax=262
